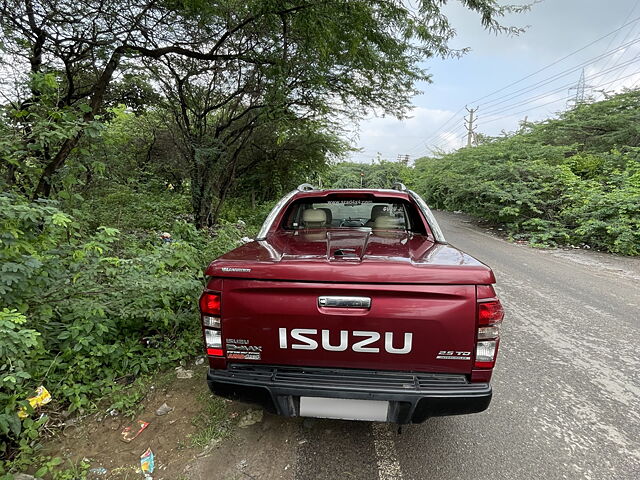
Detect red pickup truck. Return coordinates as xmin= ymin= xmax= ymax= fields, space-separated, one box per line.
xmin=199 ymin=184 xmax=503 ymax=423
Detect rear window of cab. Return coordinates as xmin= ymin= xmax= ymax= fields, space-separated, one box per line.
xmin=281 ymin=197 xmax=427 ymax=234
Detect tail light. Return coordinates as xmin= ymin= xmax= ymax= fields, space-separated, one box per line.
xmin=475 ymin=300 xmax=504 ymax=369
xmin=199 ymin=292 xmax=224 ymax=357
xmin=199 ymin=292 xmax=221 ymax=316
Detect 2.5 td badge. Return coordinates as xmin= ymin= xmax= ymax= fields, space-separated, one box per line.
xmin=436 ymin=350 xmax=471 ymax=360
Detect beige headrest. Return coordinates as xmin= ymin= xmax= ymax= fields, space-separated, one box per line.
xmin=303 ymin=208 xmax=326 ymax=225
xmin=374 ymin=215 xmax=401 ymax=230
xmin=370 ymin=205 xmax=388 ymax=219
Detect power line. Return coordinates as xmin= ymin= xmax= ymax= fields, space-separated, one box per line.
xmin=603 ymin=26 xmax=640 ymax=87
xmin=480 ymin=69 xmax=640 ymax=126
xmin=468 ymin=14 xmax=640 ymax=105
xmin=608 ymin=45 xmax=640 ymax=86
xmin=477 ymin=37 xmax=640 ymax=110
xmin=418 ymin=57 xmax=640 ymax=155
xmin=423 ymin=68 xmax=640 ymax=152
xmin=480 ymin=55 xmax=640 ymax=117
xmin=402 ymin=107 xmax=465 ymax=155
xmin=415 ymin=123 xmax=469 ymax=156
xmin=411 ymin=17 xmax=640 ymax=158
xmin=595 ymin=0 xmax=640 ymax=75
xmin=424 ymin=124 xmax=468 ymax=152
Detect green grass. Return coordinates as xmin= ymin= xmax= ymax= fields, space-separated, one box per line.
xmin=104 ymin=370 xmax=175 ymax=418
xmin=30 ymin=456 xmax=90 ymax=480
xmin=188 ymin=392 xmax=230 ymax=448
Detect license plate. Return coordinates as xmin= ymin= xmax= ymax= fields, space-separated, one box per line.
xmin=299 ymin=397 xmax=389 ymax=421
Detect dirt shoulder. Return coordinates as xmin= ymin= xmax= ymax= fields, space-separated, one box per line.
xmin=42 ymin=363 xmax=297 ymax=480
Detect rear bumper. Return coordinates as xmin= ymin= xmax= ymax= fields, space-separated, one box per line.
xmin=207 ymin=364 xmax=492 ymax=424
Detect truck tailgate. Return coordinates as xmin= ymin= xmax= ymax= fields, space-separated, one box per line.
xmin=220 ymin=279 xmax=477 ymax=374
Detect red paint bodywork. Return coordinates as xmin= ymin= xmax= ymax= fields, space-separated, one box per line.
xmin=202 ymin=189 xmax=500 ymax=381
xmin=207 ymin=230 xmax=495 ymax=285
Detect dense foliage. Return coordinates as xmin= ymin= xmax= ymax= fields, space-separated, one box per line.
xmin=321 ymin=159 xmax=414 ymax=190
xmin=413 ymin=90 xmax=640 ymax=254
xmin=0 ymin=0 xmax=517 ymax=225
xmin=0 ymin=193 xmax=248 ymax=471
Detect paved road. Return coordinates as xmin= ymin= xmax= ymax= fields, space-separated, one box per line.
xmin=194 ymin=211 xmax=640 ymax=480
xmin=292 ymin=211 xmax=640 ymax=480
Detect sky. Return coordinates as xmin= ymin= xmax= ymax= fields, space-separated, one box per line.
xmin=349 ymin=0 xmax=640 ymax=163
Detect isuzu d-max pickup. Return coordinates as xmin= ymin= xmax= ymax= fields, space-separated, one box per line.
xmin=199 ymin=184 xmax=504 ymax=423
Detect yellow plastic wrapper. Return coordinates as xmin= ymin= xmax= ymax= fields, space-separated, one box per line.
xmin=18 ymin=386 xmax=52 ymax=419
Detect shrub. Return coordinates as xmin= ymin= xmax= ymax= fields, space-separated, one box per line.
xmin=413 ymin=92 xmax=640 ymax=255
xmin=0 ymin=194 xmax=242 ymax=471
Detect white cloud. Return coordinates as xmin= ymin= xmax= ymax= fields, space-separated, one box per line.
xmin=348 ymin=107 xmax=462 ymax=161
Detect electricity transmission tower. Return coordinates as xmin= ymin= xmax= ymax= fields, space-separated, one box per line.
xmin=464 ymin=106 xmax=478 ymax=147
xmin=567 ymin=69 xmax=592 ymax=108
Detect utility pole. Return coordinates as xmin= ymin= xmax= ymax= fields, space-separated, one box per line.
xmin=396 ymin=154 xmax=410 ymax=165
xmin=464 ymin=106 xmax=478 ymax=147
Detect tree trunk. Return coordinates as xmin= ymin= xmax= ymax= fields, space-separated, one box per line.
xmin=32 ymin=136 xmax=80 ymax=198
xmin=210 ymin=178 xmax=232 ymax=226
xmin=190 ymin=148 xmax=218 ymax=229
xmin=32 ymin=48 xmax=124 ymax=199
xmin=209 ymin=144 xmax=244 ymax=225
xmin=5 ymin=163 xmax=17 ymax=186
xmin=192 ymin=191 xmax=216 ymax=229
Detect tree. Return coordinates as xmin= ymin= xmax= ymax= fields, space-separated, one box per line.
xmin=0 ymin=0 xmax=167 ymax=196
xmin=230 ymin=121 xmax=348 ymax=205
xmin=0 ymin=0 xmax=523 ymax=211
xmin=323 ymin=160 xmax=413 ymax=189
xmin=143 ymin=1 xmax=523 ymax=226
xmin=146 ymin=48 xmax=351 ymax=226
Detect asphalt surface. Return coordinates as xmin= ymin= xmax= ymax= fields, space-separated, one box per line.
xmin=292 ymin=211 xmax=640 ymax=480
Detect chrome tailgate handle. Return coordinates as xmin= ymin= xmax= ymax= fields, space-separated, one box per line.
xmin=318 ymin=296 xmax=371 ymax=308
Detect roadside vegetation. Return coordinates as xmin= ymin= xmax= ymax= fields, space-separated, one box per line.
xmin=413 ymin=90 xmax=640 ymax=255
xmin=188 ymin=392 xmax=231 ymax=450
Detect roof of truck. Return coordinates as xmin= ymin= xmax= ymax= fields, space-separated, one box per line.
xmin=291 ymin=188 xmax=412 ymax=200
